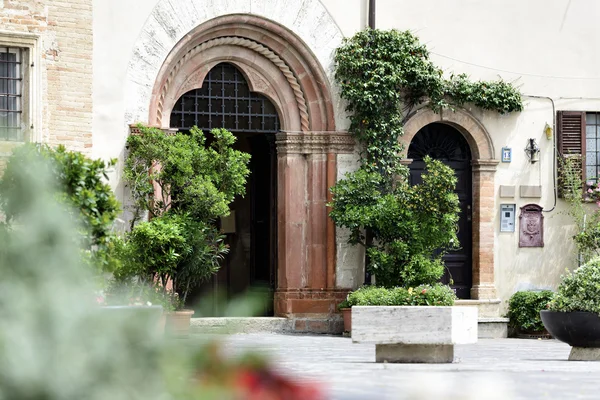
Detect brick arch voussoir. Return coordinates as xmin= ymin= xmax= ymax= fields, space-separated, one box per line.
xmin=401 ymin=107 xmax=495 ymax=160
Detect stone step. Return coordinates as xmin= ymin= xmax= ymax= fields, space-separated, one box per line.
xmin=478 ymin=317 xmax=509 ymax=339
xmin=190 ymin=317 xmax=293 ymax=334
xmin=454 ymin=299 xmax=502 ymax=318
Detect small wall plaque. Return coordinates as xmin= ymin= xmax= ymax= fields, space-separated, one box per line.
xmin=519 ymin=204 xmax=544 ymax=247
xmin=501 ymin=147 xmax=512 ymax=163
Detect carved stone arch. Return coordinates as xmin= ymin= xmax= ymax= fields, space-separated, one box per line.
xmin=159 ymin=46 xmax=301 ymax=132
xmin=401 ymin=107 xmax=495 ymax=160
xmin=148 ymin=14 xmax=336 ymax=133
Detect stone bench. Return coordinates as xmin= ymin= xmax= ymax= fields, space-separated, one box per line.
xmin=351 ymin=306 xmax=478 ymax=363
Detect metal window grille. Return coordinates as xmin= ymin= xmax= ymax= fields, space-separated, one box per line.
xmin=586 ymin=112 xmax=600 ymax=181
xmin=170 ymin=63 xmax=280 ymax=133
xmin=0 ymin=47 xmax=23 ymax=141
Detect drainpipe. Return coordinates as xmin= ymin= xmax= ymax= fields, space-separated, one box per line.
xmin=364 ymin=0 xmax=376 ymax=286
xmin=523 ymin=95 xmax=557 ymax=213
xmin=368 ymin=0 xmax=376 ymax=28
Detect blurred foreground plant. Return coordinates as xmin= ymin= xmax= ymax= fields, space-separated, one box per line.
xmin=0 ymin=152 xmax=322 ymax=400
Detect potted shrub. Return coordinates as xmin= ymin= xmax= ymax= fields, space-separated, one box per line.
xmin=337 ymin=299 xmax=352 ymax=333
xmin=121 ymin=126 xmax=249 ymax=333
xmin=542 ymin=257 xmax=600 ymax=360
xmin=507 ymin=290 xmax=554 ymax=338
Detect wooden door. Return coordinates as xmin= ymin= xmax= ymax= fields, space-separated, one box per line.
xmin=408 ymin=123 xmax=473 ymax=299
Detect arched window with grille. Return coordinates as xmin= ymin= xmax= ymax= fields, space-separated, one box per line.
xmin=170 ymin=63 xmax=280 ymax=133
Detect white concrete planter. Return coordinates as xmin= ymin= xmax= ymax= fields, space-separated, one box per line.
xmin=352 ymin=306 xmax=478 ymax=363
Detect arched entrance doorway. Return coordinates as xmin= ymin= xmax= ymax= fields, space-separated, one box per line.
xmin=138 ymin=14 xmax=355 ymax=332
xmin=170 ymin=62 xmax=279 ymax=316
xmin=408 ymin=123 xmax=473 ymax=299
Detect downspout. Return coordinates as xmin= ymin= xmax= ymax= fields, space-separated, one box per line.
xmin=523 ymin=94 xmax=557 ymax=213
xmin=369 ymin=0 xmax=376 ymax=28
xmin=364 ymin=0 xmax=376 ymax=285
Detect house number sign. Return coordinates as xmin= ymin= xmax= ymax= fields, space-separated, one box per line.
xmin=519 ymin=204 xmax=544 ymax=247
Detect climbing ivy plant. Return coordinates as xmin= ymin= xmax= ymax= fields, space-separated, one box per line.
xmin=330 ymin=29 xmax=523 ymax=288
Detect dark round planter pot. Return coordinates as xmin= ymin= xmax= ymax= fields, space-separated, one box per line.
xmin=540 ymin=310 xmax=600 ymax=347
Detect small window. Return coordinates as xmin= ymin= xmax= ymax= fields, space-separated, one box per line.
xmin=586 ymin=112 xmax=600 ymax=182
xmin=0 ymin=47 xmax=24 ymax=141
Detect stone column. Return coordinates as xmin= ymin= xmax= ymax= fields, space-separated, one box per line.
xmin=274 ymin=132 xmax=355 ymax=333
xmin=471 ymin=159 xmax=499 ymax=300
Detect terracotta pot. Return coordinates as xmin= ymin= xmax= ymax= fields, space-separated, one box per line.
xmin=341 ymin=308 xmax=351 ymax=333
xmin=165 ymin=309 xmax=195 ymax=336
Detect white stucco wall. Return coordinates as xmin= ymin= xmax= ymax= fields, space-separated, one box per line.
xmin=92 ymin=0 xmax=600 ymax=310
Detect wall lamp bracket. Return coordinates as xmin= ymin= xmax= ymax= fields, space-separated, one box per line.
xmin=525 ymin=138 xmax=540 ymax=163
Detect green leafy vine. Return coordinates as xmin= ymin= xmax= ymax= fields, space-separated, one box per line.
xmin=330 ymin=29 xmax=523 ymax=288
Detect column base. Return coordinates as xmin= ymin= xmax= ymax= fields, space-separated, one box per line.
xmin=274 ymin=289 xmax=349 ymax=334
xmin=375 ymin=344 xmax=455 ymax=363
xmin=471 ymin=284 xmax=497 ymax=300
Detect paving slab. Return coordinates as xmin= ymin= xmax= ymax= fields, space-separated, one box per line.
xmin=202 ymin=334 xmax=600 ymax=400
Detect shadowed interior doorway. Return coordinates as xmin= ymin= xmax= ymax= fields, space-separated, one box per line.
xmin=170 ymin=62 xmax=279 ymax=316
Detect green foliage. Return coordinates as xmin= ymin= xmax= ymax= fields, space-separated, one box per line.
xmin=123 ymin=125 xmax=248 ymax=305
xmin=330 ymin=157 xmax=460 ymax=287
xmin=124 ymin=213 xmax=190 ymax=286
xmin=125 ymin=126 xmax=250 ymax=224
xmin=507 ymin=290 xmax=554 ymax=332
xmin=445 ymin=73 xmax=524 ymax=115
xmin=345 ymin=284 xmax=456 ymax=307
xmin=559 ymin=155 xmax=600 ymax=263
xmin=0 ymin=143 xmax=120 ymax=273
xmin=330 ymin=29 xmax=522 ymax=289
xmin=548 ymin=257 xmax=600 ymax=314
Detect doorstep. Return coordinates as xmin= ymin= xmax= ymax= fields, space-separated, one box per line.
xmin=190 ymin=317 xmax=293 ymax=334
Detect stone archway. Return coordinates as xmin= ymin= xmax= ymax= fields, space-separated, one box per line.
xmin=125 ymin=10 xmax=354 ymax=332
xmin=402 ymin=107 xmax=499 ymax=300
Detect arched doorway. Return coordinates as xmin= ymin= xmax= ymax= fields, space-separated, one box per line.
xmin=408 ymin=123 xmax=473 ymax=299
xmin=170 ymin=62 xmax=280 ymax=316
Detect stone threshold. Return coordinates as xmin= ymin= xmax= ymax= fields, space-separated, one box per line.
xmin=191 ymin=317 xmax=293 ymax=334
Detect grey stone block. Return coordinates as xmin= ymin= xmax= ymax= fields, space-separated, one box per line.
xmin=520 ymin=185 xmax=542 ymax=198
xmin=375 ymin=344 xmax=454 ymax=363
xmin=569 ymin=347 xmax=600 ymax=361
xmin=499 ymin=185 xmax=515 ymax=198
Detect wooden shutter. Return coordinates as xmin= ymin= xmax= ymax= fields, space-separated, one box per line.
xmin=557 ymin=111 xmax=586 ymax=198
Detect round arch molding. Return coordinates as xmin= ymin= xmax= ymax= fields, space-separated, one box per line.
xmin=401 ymin=107 xmax=494 ymax=160
xmin=149 ymin=15 xmax=336 ymax=132
xmin=402 ymin=106 xmax=499 ymax=301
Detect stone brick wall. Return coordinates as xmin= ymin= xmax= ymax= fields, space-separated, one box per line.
xmin=0 ymin=0 xmax=93 ymax=155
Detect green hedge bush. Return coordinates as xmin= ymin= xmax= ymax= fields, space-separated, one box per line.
xmin=343 ymin=284 xmax=456 ymax=308
xmin=507 ymin=290 xmax=554 ymax=333
xmin=549 ymin=257 xmax=600 ymax=314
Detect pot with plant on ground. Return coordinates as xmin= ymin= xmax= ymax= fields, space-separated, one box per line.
xmin=337 ymin=300 xmax=352 ymax=333
xmin=541 ymin=257 xmax=600 ymax=360
xmin=507 ymin=290 xmax=554 ymax=339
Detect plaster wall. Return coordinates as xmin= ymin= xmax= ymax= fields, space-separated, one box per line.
xmin=91 ymin=0 xmax=600 ymax=310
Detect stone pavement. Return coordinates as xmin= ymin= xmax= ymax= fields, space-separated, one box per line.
xmin=210 ymin=334 xmax=600 ymax=400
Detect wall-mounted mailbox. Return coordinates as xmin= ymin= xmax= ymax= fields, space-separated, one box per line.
xmin=519 ymin=204 xmax=544 ymax=247
xmin=500 ymin=204 xmax=516 ymax=232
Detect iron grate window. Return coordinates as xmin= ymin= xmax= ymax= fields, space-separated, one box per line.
xmin=170 ymin=63 xmax=280 ymax=133
xmin=0 ymin=47 xmax=23 ymax=141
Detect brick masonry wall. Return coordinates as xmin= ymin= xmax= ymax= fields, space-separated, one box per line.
xmin=0 ymin=0 xmax=93 ymax=157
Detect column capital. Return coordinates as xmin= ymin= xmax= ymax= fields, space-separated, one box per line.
xmin=276 ymin=131 xmax=355 ymax=155
xmin=472 ymin=159 xmax=499 ymax=172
